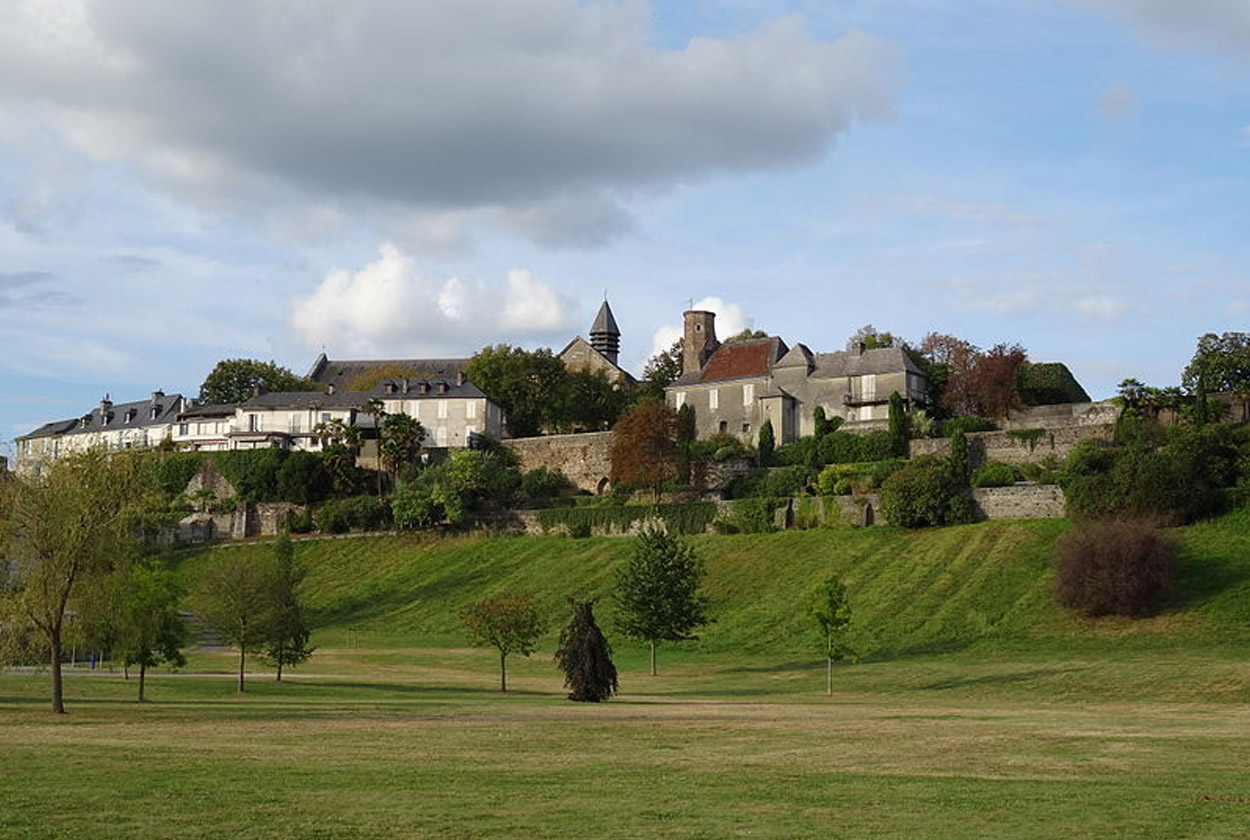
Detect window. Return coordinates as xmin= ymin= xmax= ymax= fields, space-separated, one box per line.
xmin=437 ymin=400 xmax=448 ymax=419
xmin=718 ymin=420 xmax=728 ymax=434
xmin=675 ymin=392 xmax=686 ymax=408
xmin=742 ymin=422 xmax=751 ymax=434
xmin=466 ymin=400 xmax=477 ymax=419
xmin=248 ymin=414 xmax=259 ymax=432
xmin=436 ymin=426 xmax=448 ymax=446
xmin=179 ymin=423 xmax=189 ymax=436
xmin=709 ymin=389 xmax=719 ymax=410
xmin=743 ymin=383 xmax=754 ymax=405
xmin=862 ymin=374 xmax=877 ymax=401
xmin=289 ymin=415 xmax=301 ymax=434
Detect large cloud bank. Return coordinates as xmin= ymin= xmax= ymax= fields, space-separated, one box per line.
xmin=291 ymin=243 xmax=575 ymax=355
xmin=0 ymin=0 xmax=901 ymax=246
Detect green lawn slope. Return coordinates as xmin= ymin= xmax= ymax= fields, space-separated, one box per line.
xmin=175 ymin=509 xmax=1250 ymax=663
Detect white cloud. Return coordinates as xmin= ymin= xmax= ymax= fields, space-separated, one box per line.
xmin=1097 ymin=81 xmax=1136 ymax=121
xmin=290 ymin=243 xmax=575 ymax=356
xmin=649 ymin=296 xmax=752 ymax=360
xmin=0 ymin=0 xmax=903 ymax=247
xmin=1076 ymin=294 xmax=1126 ymax=320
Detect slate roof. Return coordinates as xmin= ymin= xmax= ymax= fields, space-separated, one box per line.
xmin=19 ymin=393 xmax=184 ymax=440
xmin=775 ymin=343 xmax=815 ymax=370
xmin=306 ymin=354 xmax=469 ymax=387
xmin=812 ymin=346 xmax=923 ymax=378
xmin=672 ymin=336 xmax=789 ymax=386
xmin=237 ymin=379 xmax=488 ymax=410
xmin=590 ymin=300 xmax=620 ymax=337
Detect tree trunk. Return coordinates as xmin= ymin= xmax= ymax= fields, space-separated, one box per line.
xmin=138 ymin=663 xmax=147 ymax=703
xmin=276 ymin=660 xmax=283 ymax=682
xmin=826 ymin=656 xmax=833 ymax=696
xmin=50 ymin=635 xmax=65 ymax=714
xmin=237 ymin=649 xmax=246 ymax=694
xmin=649 ymin=640 xmax=657 ymax=676
xmin=500 ymin=651 xmax=508 ymax=693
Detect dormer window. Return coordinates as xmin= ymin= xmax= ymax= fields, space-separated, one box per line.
xmin=384 ymin=382 xmax=399 ymax=395
xmin=125 ymin=409 xmax=137 ymax=424
xmin=436 ymin=381 xmax=449 ymax=394
xmin=418 ymin=382 xmax=431 ymax=395
xmin=151 ymin=406 xmax=161 ymax=419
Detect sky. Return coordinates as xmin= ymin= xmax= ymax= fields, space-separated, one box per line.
xmin=2 ymin=0 xmax=1249 ymax=459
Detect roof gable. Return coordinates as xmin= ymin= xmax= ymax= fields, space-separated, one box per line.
xmin=697 ymin=337 xmax=788 ymax=383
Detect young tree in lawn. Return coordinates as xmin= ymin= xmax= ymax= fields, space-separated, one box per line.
xmin=117 ymin=558 xmax=188 ymax=703
xmin=554 ymin=600 xmax=618 ymax=702
xmin=260 ymin=533 xmax=314 ymax=682
xmin=194 ymin=553 xmax=277 ymax=693
xmin=614 ymin=526 xmax=710 ymax=676
xmin=609 ymin=397 xmax=680 ymax=500
xmin=459 ymin=591 xmax=545 ymax=692
xmin=809 ymin=575 xmax=855 ymax=696
xmin=0 ymin=449 xmax=147 ymax=714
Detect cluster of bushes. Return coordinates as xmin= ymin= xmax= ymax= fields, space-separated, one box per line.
xmin=878 ymin=455 xmax=975 ymax=528
xmin=535 ymin=502 xmax=717 ymax=537
xmin=815 ymin=460 xmax=905 ymax=496
xmin=154 ymin=449 xmax=351 ymax=506
xmin=713 ymin=497 xmax=782 ymax=534
xmin=941 ymin=415 xmax=996 ymax=437
xmin=315 ymin=495 xmax=393 ymax=534
xmin=1060 ymin=421 xmax=1248 ymax=524
xmin=1055 ymin=517 xmax=1174 ymax=617
xmin=774 ymin=430 xmax=896 ymax=472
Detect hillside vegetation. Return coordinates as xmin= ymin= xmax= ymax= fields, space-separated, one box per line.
xmin=176 ymin=510 xmax=1250 ymax=660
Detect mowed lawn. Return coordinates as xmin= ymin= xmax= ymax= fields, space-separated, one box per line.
xmin=4 ymin=515 xmax=1250 ymax=839
xmin=3 ymin=645 xmax=1249 ymax=840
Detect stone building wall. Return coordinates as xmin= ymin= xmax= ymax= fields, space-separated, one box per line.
xmin=972 ymin=485 xmax=1066 ymax=520
xmin=504 ymin=432 xmax=615 ymax=494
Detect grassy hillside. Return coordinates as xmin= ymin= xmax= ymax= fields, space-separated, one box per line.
xmin=175 ymin=509 xmax=1250 ymax=661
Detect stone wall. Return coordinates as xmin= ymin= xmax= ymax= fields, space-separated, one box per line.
xmin=504 ymin=432 xmax=615 ymax=494
xmin=909 ymin=423 xmax=1114 ymax=469
xmin=999 ymin=400 xmax=1120 ymax=430
xmin=175 ymin=502 xmax=305 ymax=544
xmin=972 ymin=485 xmax=1066 ymax=520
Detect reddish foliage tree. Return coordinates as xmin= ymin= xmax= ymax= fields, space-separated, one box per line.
xmin=609 ymin=397 xmax=680 ymax=498
xmin=940 ymin=342 xmax=1028 ymax=420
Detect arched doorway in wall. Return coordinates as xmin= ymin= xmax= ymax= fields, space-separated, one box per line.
xmin=596 ymin=477 xmax=610 ymax=496
xmin=862 ymin=503 xmax=875 ymax=527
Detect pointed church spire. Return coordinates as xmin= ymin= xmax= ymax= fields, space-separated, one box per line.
xmin=590 ymin=299 xmax=620 ymax=365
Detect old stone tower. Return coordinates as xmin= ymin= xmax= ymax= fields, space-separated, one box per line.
xmin=589 ymin=300 xmax=621 ymax=366
xmin=682 ymin=309 xmax=719 ymax=374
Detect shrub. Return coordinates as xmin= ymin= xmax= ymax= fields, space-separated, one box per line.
xmin=519 ymin=467 xmax=572 ymax=508
xmin=1055 ymin=518 xmax=1175 ymax=617
xmin=213 ymin=449 xmax=286 ymax=502
xmin=878 ymin=455 xmax=971 ymax=528
xmin=1016 ymin=455 xmax=1062 ymax=485
xmin=754 ymin=466 xmax=808 ymax=498
xmin=316 ymin=495 xmax=392 ymax=533
xmin=689 ymin=434 xmax=752 ymax=464
xmin=153 ymin=453 xmax=204 ymax=499
xmin=816 ymin=460 xmax=906 ymax=496
xmin=283 ymin=507 xmax=314 ymax=534
xmin=972 ymin=460 xmax=1017 ymax=488
xmin=725 ymin=497 xmax=780 ymax=534
xmin=943 ymin=415 xmax=996 ymax=436
xmin=276 ymin=450 xmax=331 ymax=504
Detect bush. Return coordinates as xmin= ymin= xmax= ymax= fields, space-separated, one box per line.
xmin=688 ymin=434 xmax=752 ymax=464
xmin=972 ymin=460 xmax=1018 ymax=488
xmin=754 ymin=466 xmax=808 ymax=498
xmin=815 ymin=460 xmax=905 ymax=496
xmin=878 ymin=455 xmax=971 ymax=528
xmin=519 ymin=467 xmax=572 ymax=508
xmin=724 ymin=497 xmax=780 ymax=534
xmin=1016 ymin=455 xmax=1062 ymax=485
xmin=276 ymin=450 xmax=332 ymax=504
xmin=153 ymin=453 xmax=204 ymax=499
xmin=316 ymin=495 xmax=392 ymax=533
xmin=213 ymin=449 xmax=287 ymax=502
xmin=943 ymin=415 xmax=996 ymax=437
xmin=1055 ymin=518 xmax=1175 ymax=617
xmin=283 ymin=507 xmax=314 ymax=534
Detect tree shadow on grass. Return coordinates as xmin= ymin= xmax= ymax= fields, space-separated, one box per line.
xmin=917 ymin=667 xmax=1087 ymax=691
xmin=723 ymin=660 xmax=824 ymax=674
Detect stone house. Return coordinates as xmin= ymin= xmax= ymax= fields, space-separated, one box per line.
xmin=666 ymin=310 xmax=928 ymax=445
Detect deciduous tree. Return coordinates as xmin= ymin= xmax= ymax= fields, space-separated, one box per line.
xmin=609 ymin=398 xmax=680 ymax=499
xmin=0 ymin=450 xmax=147 ymax=713
xmin=809 ymin=575 xmax=855 ymax=696
xmin=260 ymin=533 xmax=314 ymax=682
xmin=194 ymin=553 xmax=277 ymax=693
xmin=117 ymin=558 xmax=188 ymax=702
xmin=638 ymin=339 xmax=684 ymax=401
xmin=459 ymin=591 xmax=545 ymax=692
xmin=199 ymin=358 xmax=317 ymax=405
xmin=554 ymin=600 xmax=618 ymax=702
xmin=614 ymin=526 xmax=709 ymax=676
xmin=466 ymin=345 xmax=567 ymax=437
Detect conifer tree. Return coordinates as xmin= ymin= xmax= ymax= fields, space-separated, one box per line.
xmin=554 ymin=601 xmax=618 ymax=702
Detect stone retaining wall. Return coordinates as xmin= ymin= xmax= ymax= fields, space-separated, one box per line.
xmin=503 ymin=432 xmax=614 ymax=495
xmin=909 ymin=424 xmax=1113 ymax=469
xmin=972 ymin=484 xmax=1066 ymax=519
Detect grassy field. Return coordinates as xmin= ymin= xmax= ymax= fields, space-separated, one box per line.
xmin=3 ymin=514 xmax=1250 ymax=838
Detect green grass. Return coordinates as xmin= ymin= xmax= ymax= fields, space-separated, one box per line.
xmin=4 ymin=513 xmax=1250 ymax=839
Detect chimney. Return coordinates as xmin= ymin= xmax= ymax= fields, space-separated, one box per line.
xmin=456 ymin=370 xmax=466 ymax=387
xmin=853 ymin=341 xmax=866 ymax=357
xmin=682 ymin=310 xmax=719 ymax=375
xmin=99 ymin=395 xmax=113 ymax=414
xmin=150 ymin=390 xmax=164 ymax=403
xmin=402 ymin=377 xmax=410 ymax=394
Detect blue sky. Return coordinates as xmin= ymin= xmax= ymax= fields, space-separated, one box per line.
xmin=2 ymin=0 xmax=1249 ymax=460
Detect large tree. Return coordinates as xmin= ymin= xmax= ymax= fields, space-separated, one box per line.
xmin=116 ymin=558 xmax=188 ymax=703
xmin=465 ymin=345 xmax=568 ymax=437
xmin=0 ymin=449 xmax=147 ymax=713
xmin=609 ymin=397 xmax=681 ymax=499
xmin=260 ymin=533 xmax=314 ymax=682
xmin=193 ymin=553 xmax=277 ymax=693
xmin=1184 ymin=332 xmax=1250 ymax=421
xmin=379 ymin=412 xmax=426 ymax=480
xmin=638 ymin=339 xmax=683 ymax=402
xmin=554 ymin=600 xmax=618 ymax=702
xmin=199 ymin=358 xmax=318 ymax=405
xmin=614 ymin=526 xmax=709 ymax=676
xmin=459 ymin=591 xmax=545 ymax=692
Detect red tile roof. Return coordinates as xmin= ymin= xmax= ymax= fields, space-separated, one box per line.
xmin=699 ymin=338 xmax=783 ymax=382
